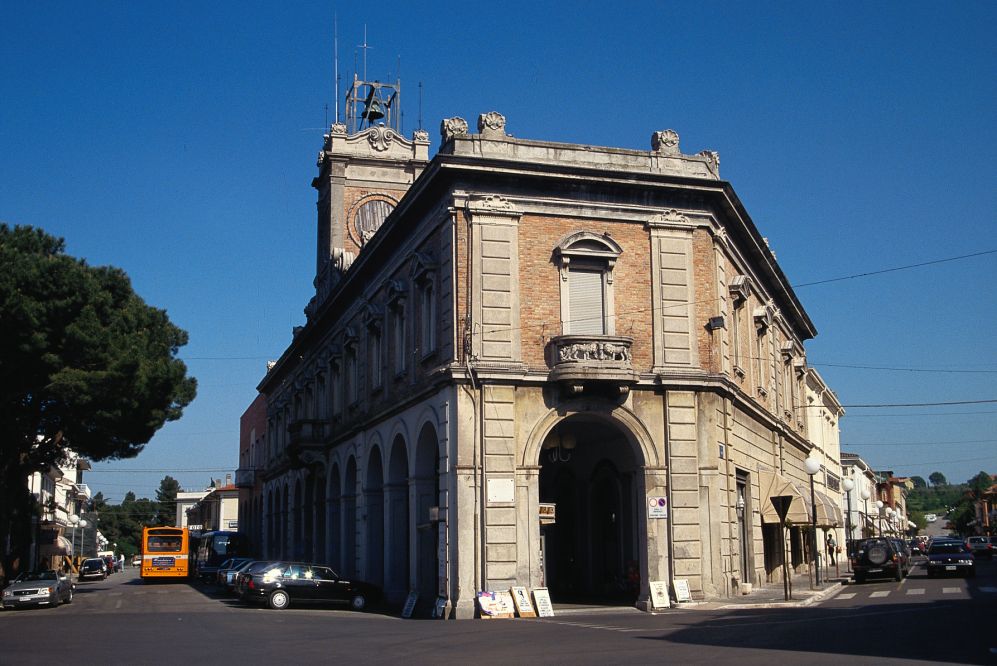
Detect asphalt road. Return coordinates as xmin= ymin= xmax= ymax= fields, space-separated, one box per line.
xmin=2 ymin=558 xmax=994 ymax=665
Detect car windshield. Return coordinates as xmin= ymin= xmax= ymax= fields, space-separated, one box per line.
xmin=968 ymin=537 xmax=987 ymax=544
xmin=16 ymin=571 xmax=57 ymax=582
xmin=929 ymin=544 xmax=965 ymax=554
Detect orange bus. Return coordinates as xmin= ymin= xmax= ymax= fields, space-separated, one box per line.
xmin=139 ymin=527 xmax=191 ymax=580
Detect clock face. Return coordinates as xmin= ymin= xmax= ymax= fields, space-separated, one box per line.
xmin=351 ymin=197 xmax=396 ymax=247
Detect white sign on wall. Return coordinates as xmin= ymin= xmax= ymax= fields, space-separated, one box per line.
xmin=647 ymin=496 xmax=668 ymax=519
xmin=487 ymin=478 xmax=515 ymax=504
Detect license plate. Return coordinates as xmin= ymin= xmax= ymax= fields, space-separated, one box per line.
xmin=946 ymin=566 xmax=956 ymax=571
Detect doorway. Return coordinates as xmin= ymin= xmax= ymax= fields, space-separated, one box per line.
xmin=538 ymin=416 xmax=640 ymax=604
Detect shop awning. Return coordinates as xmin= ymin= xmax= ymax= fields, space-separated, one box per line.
xmin=759 ymin=470 xmax=810 ymax=525
xmin=793 ymin=484 xmax=844 ymax=528
xmin=39 ymin=535 xmax=73 ymax=557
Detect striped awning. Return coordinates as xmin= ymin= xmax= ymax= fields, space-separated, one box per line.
xmin=38 ymin=535 xmax=73 ymax=557
xmin=793 ymin=484 xmax=844 ymax=528
xmin=759 ymin=470 xmax=810 ymax=525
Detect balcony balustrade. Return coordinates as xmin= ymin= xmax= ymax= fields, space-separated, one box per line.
xmin=547 ymin=335 xmax=638 ymax=393
xmin=287 ymin=419 xmax=329 ymax=467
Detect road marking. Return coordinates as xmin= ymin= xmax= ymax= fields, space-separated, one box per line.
xmin=906 ymin=589 xmax=925 ymax=595
xmin=942 ymin=587 xmax=961 ymax=594
xmin=869 ymin=591 xmax=890 ymax=598
xmin=836 ymin=593 xmax=856 ymax=599
xmin=115 ymin=599 xmax=122 ymax=609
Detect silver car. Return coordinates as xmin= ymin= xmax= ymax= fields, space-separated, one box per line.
xmin=2 ymin=570 xmax=74 ymax=609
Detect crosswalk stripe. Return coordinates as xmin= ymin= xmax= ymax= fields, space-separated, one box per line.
xmin=870 ymin=591 xmax=890 ymax=598
xmin=942 ymin=587 xmax=961 ymax=594
xmin=836 ymin=593 xmax=856 ymax=599
xmin=906 ymin=589 xmax=925 ymax=595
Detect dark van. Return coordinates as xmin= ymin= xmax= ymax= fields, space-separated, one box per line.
xmin=194 ymin=531 xmax=250 ymax=582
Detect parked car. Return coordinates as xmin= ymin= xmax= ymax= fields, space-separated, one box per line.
xmin=2 ymin=570 xmax=74 ymax=609
xmin=79 ymin=558 xmax=108 ymax=581
xmin=851 ymin=537 xmax=907 ymax=583
xmin=966 ymin=536 xmax=994 ymax=559
xmin=234 ymin=561 xmax=281 ymax=598
xmin=221 ymin=559 xmax=256 ymax=593
xmin=926 ymin=541 xmax=976 ymax=577
xmin=215 ymin=557 xmax=253 ymax=586
xmin=239 ymin=561 xmax=381 ymax=611
xmin=102 ymin=555 xmax=117 ymax=574
xmin=888 ymin=538 xmax=913 ymax=574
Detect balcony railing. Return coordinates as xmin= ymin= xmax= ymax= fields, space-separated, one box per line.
xmin=73 ymin=483 xmax=91 ymax=500
xmin=234 ymin=468 xmax=257 ymax=488
xmin=547 ymin=335 xmax=638 ymax=391
xmin=287 ymin=419 xmax=329 ymax=467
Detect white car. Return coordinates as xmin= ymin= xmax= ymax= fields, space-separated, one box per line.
xmin=926 ymin=514 xmax=937 ymax=523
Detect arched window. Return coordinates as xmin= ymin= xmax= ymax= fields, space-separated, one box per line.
xmin=554 ymin=232 xmax=622 ymax=335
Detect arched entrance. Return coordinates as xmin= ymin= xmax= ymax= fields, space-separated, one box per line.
xmin=538 ymin=416 xmax=641 ymax=604
xmin=414 ymin=423 xmax=440 ymax=604
xmin=365 ymin=447 xmax=385 ymax=587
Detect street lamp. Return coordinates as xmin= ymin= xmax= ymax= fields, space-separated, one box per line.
xmin=861 ymin=488 xmax=871 ymax=538
xmin=805 ymin=455 xmax=822 ymax=587
xmin=885 ymin=506 xmax=895 ymax=537
xmin=842 ymin=477 xmax=855 ymax=563
xmin=69 ymin=515 xmax=79 ymax=575
xmin=876 ymin=500 xmax=884 ymax=537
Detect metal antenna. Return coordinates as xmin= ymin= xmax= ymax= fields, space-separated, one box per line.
xmin=358 ymin=25 xmax=370 ymax=84
xmin=333 ymin=13 xmax=339 ymax=123
xmin=418 ymin=81 xmax=424 ymax=130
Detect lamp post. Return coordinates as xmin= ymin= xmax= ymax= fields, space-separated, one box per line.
xmin=876 ymin=500 xmax=884 ymax=537
xmin=805 ymin=455 xmax=822 ymax=587
xmin=885 ymin=507 xmax=895 ymax=537
xmin=861 ymin=488 xmax=871 ymax=538
xmin=69 ymin=515 xmax=79 ymax=576
xmin=842 ymin=478 xmax=855 ymax=567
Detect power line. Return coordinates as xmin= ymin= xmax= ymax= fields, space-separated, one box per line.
xmin=841 ymin=399 xmax=997 ymax=408
xmin=792 ymin=249 xmax=997 ymax=288
xmin=812 ymin=362 xmax=997 ymax=375
xmin=842 ymin=438 xmax=997 ymax=447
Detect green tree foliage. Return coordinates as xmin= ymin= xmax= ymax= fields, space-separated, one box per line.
xmin=910 ymin=476 xmax=927 ymax=489
xmin=929 ymin=471 xmax=948 ymax=486
xmin=155 ymin=476 xmax=182 ymax=526
xmin=0 ymin=225 xmax=196 ymax=580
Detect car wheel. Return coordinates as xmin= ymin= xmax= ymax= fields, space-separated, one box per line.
xmin=350 ymin=593 xmax=367 ymax=611
xmin=895 ymin=567 xmax=903 ymax=582
xmin=853 ymin=573 xmax=865 ymax=584
xmin=64 ymin=588 xmax=73 ymax=604
xmin=268 ymin=590 xmax=290 ymax=610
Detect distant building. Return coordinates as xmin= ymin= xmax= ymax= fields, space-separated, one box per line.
xmin=255 ymin=101 xmax=841 ymax=616
xmin=175 ymin=490 xmax=210 ymax=530
xmin=841 ymin=453 xmax=879 ymax=538
xmin=185 ymin=478 xmax=239 ymax=533
xmin=236 ymin=394 xmax=267 ymax=553
xmin=26 ymin=450 xmax=90 ymax=570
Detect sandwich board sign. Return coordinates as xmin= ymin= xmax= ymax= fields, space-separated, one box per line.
xmin=510 ymin=586 xmax=536 ymax=618
xmin=531 ymin=587 xmax=555 ymax=617
xmin=673 ymin=579 xmax=691 ymax=603
xmin=477 ymin=590 xmax=515 ymax=619
xmin=649 ymin=580 xmax=671 ymax=609
xmin=401 ymin=591 xmax=419 ymax=618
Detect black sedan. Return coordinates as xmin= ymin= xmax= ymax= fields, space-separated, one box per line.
xmin=240 ymin=562 xmax=380 ymax=611
xmin=926 ymin=541 xmax=976 ymax=578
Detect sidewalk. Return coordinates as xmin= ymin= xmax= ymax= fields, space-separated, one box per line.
xmin=685 ymin=569 xmax=850 ymax=610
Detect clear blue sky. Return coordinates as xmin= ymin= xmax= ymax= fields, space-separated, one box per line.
xmin=2 ymin=1 xmax=995 ymax=501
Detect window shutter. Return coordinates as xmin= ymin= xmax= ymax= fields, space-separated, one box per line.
xmin=569 ymin=268 xmax=605 ymax=334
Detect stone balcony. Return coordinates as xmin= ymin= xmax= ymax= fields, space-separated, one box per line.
xmin=547 ymin=335 xmax=639 ymax=394
xmin=287 ymin=419 xmax=330 ymax=467
xmin=234 ymin=468 xmax=257 ymax=488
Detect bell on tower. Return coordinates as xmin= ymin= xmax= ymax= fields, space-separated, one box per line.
xmin=346 ymin=76 xmax=399 ymax=133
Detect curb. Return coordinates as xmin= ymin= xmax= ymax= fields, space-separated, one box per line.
xmin=710 ymin=581 xmax=844 ymax=610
